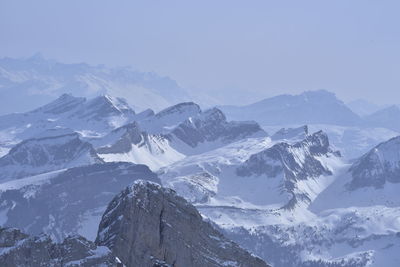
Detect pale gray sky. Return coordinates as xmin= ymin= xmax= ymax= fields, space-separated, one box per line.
xmin=1 ymin=0 xmax=399 ymax=105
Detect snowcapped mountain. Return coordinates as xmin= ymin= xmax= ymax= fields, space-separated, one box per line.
xmin=93 ymin=122 xmax=184 ymax=170
xmin=0 ymin=162 xmax=159 ymax=241
xmin=219 ymin=90 xmax=362 ymax=126
xmin=311 ymin=136 xmax=400 ymax=210
xmin=236 ymin=131 xmax=340 ymax=209
xmin=0 ymin=54 xmax=192 ymax=114
xmin=159 ymin=130 xmax=400 ymax=266
xmin=166 ymin=107 xmax=268 ymax=155
xmin=160 ymin=131 xmax=340 ymax=208
xmin=0 ymin=94 xmax=267 ymax=172
xmin=0 ymin=133 xmax=102 ymax=181
xmin=0 ymin=94 xmax=136 ymax=145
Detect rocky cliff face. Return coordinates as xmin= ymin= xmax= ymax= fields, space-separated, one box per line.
xmin=0 ymin=227 xmax=115 ymax=267
xmin=96 ymin=180 xmax=269 ymax=267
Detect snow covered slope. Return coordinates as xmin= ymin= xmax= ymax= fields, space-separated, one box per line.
xmin=0 ymin=133 xmax=102 ymax=181
xmin=311 ymin=136 xmax=400 ymax=210
xmin=93 ymin=122 xmax=184 ymax=170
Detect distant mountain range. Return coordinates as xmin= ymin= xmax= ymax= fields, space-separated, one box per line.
xmin=2 ymin=55 xmax=400 ymax=134
xmin=219 ymin=90 xmax=400 ymax=133
xmin=0 ymin=54 xmax=193 ymax=114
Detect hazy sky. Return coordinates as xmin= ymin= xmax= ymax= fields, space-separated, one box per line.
xmin=1 ymin=0 xmax=399 ymax=105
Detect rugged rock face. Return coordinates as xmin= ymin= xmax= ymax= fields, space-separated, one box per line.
xmin=96 ymin=180 xmax=269 ymax=267
xmin=0 ymin=133 xmax=103 ymax=181
xmin=349 ymin=136 xmax=400 ymax=189
xmin=0 ymin=227 xmax=115 ymax=267
xmin=237 ymin=131 xmax=338 ymax=208
xmin=169 ymin=107 xmax=267 ymax=154
xmin=0 ymin=162 xmax=160 ymax=241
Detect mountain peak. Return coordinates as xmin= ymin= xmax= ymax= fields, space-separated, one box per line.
xmin=237 ymin=131 xmax=336 ymax=208
xmin=96 ymin=180 xmax=269 ymax=267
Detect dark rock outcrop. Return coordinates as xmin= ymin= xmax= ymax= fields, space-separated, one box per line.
xmin=96 ymin=180 xmax=269 ymax=267
xmin=0 ymin=228 xmax=115 ymax=267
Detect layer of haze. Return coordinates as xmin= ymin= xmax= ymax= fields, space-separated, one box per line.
xmin=1 ymin=0 xmax=399 ymax=105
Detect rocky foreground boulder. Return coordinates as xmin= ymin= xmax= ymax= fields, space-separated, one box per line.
xmin=96 ymin=180 xmax=270 ymax=267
